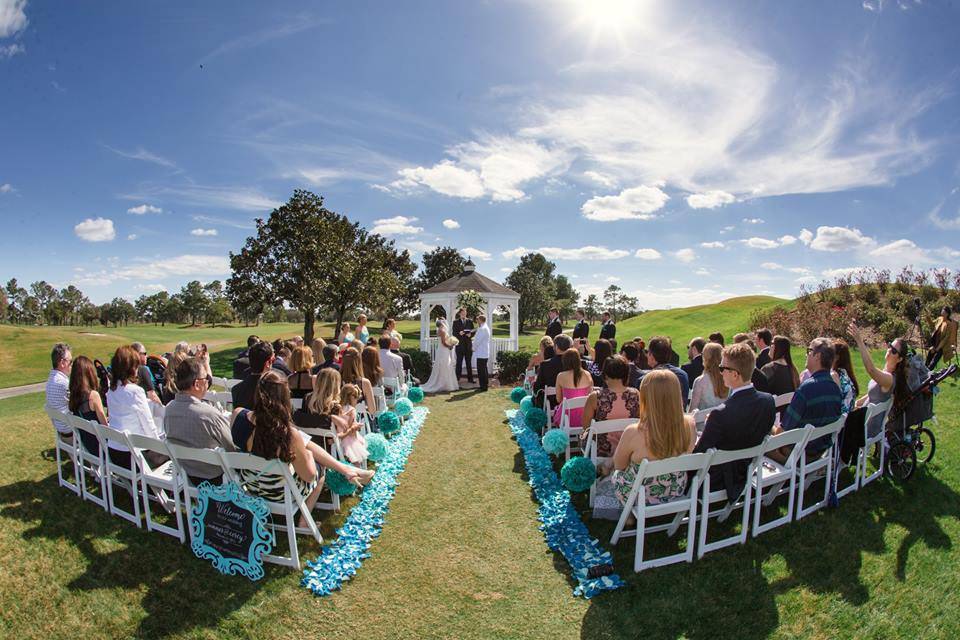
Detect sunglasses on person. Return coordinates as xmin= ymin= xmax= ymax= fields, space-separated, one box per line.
xmin=719 ymin=365 xmax=737 ymax=373
xmin=888 ymin=344 xmax=902 ymax=357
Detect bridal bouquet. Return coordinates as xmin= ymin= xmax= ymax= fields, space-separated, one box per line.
xmin=447 ymin=337 xmax=460 ymax=347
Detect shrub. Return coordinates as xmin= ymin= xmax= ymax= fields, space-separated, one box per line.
xmin=400 ymin=348 xmax=432 ymax=382
xmin=496 ymin=349 xmax=533 ymax=384
xmin=879 ymin=318 xmax=909 ymax=343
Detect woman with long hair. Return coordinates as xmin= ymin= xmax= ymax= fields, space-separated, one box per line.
xmin=760 ymin=335 xmax=800 ymax=397
xmin=287 ymin=346 xmax=315 ymax=399
xmin=68 ymin=355 xmax=108 ymax=454
xmin=553 ymin=349 xmax=594 ymax=428
xmin=527 ymin=336 xmax=555 ymax=370
xmin=848 ymin=322 xmax=909 ymax=436
xmin=230 ymin=371 xmax=372 ymax=526
xmin=926 ymin=305 xmax=957 ymax=369
xmin=581 ymin=355 xmax=640 ymax=462
xmin=585 ymin=338 xmax=614 ymax=384
xmin=310 ymin=337 xmax=326 ymax=365
xmin=161 ymin=352 xmax=186 ymax=405
xmin=337 ymin=322 xmax=355 ymax=345
xmin=689 ymin=342 xmax=728 ymax=410
xmin=340 ymin=347 xmax=376 ymax=409
xmin=611 ymin=369 xmax=696 ymax=505
xmin=361 ymin=346 xmax=383 ymax=388
xmin=356 ymin=314 xmax=370 ymax=345
xmin=105 ymin=345 xmax=165 ymax=467
xmin=832 ymin=339 xmax=860 ymax=413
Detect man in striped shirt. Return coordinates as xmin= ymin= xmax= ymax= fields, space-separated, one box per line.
xmin=45 ymin=342 xmax=73 ymax=436
xmin=779 ymin=337 xmax=844 ymax=456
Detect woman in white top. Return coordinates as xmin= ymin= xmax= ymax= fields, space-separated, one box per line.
xmin=105 ymin=345 xmax=167 ymax=468
xmin=689 ymin=342 xmax=728 ymax=411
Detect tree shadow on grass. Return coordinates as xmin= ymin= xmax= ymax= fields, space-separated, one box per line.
xmin=0 ymin=473 xmax=316 ymax=638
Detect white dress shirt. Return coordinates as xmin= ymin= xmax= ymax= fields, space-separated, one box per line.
xmin=379 ymin=348 xmax=406 ymax=382
xmin=45 ymin=369 xmax=71 ymax=434
xmin=105 ymin=382 xmax=164 ymax=450
xmin=473 ymin=323 xmax=492 ymax=359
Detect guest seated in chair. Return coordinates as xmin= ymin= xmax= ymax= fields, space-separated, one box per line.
xmin=533 ymin=334 xmax=572 ymax=407
xmin=232 ymin=341 xmax=275 ymax=411
xmin=580 ymin=355 xmax=640 ymax=465
xmin=286 ymin=346 xmax=315 ymax=400
xmin=68 ymin=355 xmax=108 ymax=455
xmin=689 ymin=342 xmax=728 ymax=411
xmin=635 ymin=336 xmax=689 ymax=409
xmin=611 ymin=370 xmax=696 ymax=506
xmin=681 ymin=337 xmax=705 ymax=384
xmin=553 ymin=349 xmax=593 ymax=428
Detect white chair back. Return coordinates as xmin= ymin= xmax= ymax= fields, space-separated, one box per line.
xmin=64 ymin=412 xmax=108 ymax=508
xmin=753 ymin=425 xmax=814 ymax=536
xmin=203 ymin=390 xmax=233 ymax=410
xmin=558 ymin=394 xmax=591 ymax=459
xmin=126 ymin=432 xmax=184 ymax=542
xmin=796 ymin=415 xmax=847 ymax=519
xmin=382 ymin=376 xmax=403 ymax=405
xmin=774 ymin=392 xmax=794 ymax=408
xmin=857 ymin=398 xmax=893 ymax=489
xmin=210 ymin=376 xmax=230 ymax=390
xmin=94 ymin=423 xmax=143 ymax=527
xmin=584 ymin=418 xmax=635 ymax=507
xmin=372 ymin=385 xmax=389 ymax=415
xmin=698 ymin=441 xmax=767 ymax=558
xmin=45 ymin=406 xmax=80 ymax=496
xmin=543 ymin=386 xmax=557 ymax=429
xmin=290 ymin=397 xmax=303 ymax=410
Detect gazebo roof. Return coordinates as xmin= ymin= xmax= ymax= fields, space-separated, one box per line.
xmin=421 ymin=260 xmax=519 ymax=297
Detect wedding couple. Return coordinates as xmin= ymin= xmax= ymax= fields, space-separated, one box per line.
xmin=421 ymin=308 xmax=491 ymax=393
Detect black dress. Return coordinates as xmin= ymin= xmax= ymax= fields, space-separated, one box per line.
xmin=73 ymin=399 xmax=101 ymax=456
xmin=288 ymin=371 xmax=313 ymax=400
xmin=760 ymin=361 xmax=797 ymax=397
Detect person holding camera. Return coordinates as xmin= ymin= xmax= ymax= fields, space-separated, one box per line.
xmin=927 ymin=305 xmax=958 ymax=369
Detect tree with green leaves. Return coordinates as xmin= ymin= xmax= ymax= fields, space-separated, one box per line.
xmin=505 ymin=253 xmax=556 ymax=331
xmin=5 ymin=279 xmax=27 ymax=324
xmin=416 ymin=246 xmax=466 ymax=293
xmin=457 ymin=289 xmax=486 ymax=316
xmin=603 ymin=284 xmax=624 ymax=320
xmin=179 ymin=280 xmax=210 ymax=326
xmin=583 ymin=294 xmax=599 ymax=324
xmin=552 ymin=274 xmax=579 ymax=321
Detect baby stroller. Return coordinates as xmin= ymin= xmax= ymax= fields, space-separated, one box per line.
xmin=884 ymin=359 xmax=956 ymax=481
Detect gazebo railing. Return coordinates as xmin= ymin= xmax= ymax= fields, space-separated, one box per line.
xmin=419 ymin=337 xmax=517 ymax=371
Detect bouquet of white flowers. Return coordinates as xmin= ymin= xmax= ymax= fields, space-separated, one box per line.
xmin=447 ymin=336 xmax=460 ymax=347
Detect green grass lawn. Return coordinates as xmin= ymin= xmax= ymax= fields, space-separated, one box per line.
xmin=2 ymin=297 xmax=958 ymax=638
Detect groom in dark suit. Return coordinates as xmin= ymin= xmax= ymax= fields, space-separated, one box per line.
xmin=452 ymin=307 xmax=475 ymax=383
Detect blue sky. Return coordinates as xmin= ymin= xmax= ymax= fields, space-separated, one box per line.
xmin=1 ymin=0 xmax=959 ymax=307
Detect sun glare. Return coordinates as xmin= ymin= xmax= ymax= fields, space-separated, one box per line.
xmin=567 ymin=0 xmax=649 ymax=52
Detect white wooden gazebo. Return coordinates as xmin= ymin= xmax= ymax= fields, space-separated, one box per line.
xmin=418 ymin=260 xmax=520 ymax=367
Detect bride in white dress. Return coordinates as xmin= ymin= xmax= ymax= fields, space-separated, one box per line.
xmin=420 ymin=318 xmax=460 ymax=393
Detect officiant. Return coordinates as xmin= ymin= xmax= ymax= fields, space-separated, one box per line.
xmin=453 ymin=307 xmax=475 ymax=383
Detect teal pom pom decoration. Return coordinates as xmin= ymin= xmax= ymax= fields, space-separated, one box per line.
xmin=510 ymin=386 xmax=527 ymax=404
xmin=561 ymin=456 xmax=597 ymax=493
xmin=394 ymin=397 xmax=413 ymax=418
xmin=377 ymin=411 xmax=401 ymax=435
xmin=520 ymin=396 xmax=534 ymax=415
xmin=366 ymin=433 xmax=388 ymax=462
xmin=542 ymin=429 xmax=568 ymax=456
xmin=326 ymin=467 xmax=358 ymax=496
xmin=407 ymin=387 xmax=424 ymax=403
xmin=525 ymin=407 xmax=547 ymax=431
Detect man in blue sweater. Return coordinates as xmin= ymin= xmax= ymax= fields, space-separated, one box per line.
xmin=775 ymin=337 xmax=844 ymax=458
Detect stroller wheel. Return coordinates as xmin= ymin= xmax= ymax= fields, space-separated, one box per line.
xmin=916 ymin=428 xmax=936 ymax=464
xmin=886 ymin=441 xmax=916 ymax=481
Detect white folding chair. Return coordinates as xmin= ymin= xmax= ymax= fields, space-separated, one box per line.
xmin=796 ymin=415 xmax=847 ymax=519
xmin=773 ymin=392 xmax=794 ymax=428
xmin=558 ymin=395 xmax=591 ymax=460
xmin=382 ymin=376 xmax=405 ymax=407
xmin=356 ymin=401 xmax=373 ymax=436
xmin=295 ymin=426 xmax=345 ymax=509
xmin=203 ymin=390 xmax=233 ymax=410
xmin=45 ymin=406 xmax=81 ymax=496
xmin=220 ymin=451 xmax=323 ymax=569
xmin=857 ymin=399 xmax=893 ymax=489
xmin=65 ymin=413 xmax=109 ymax=509
xmin=372 ymin=386 xmax=389 ymax=415
xmin=691 ymin=406 xmax=719 ymax=434
xmin=224 ymin=378 xmax=242 ymax=390
xmin=522 ymin=367 xmax=537 ymax=394
xmin=698 ymin=442 xmax=766 ymax=559
xmin=543 ymin=386 xmax=557 ymax=430
xmin=210 ymin=376 xmax=230 ymax=390
xmin=126 ymin=433 xmax=185 ymax=542
xmin=164 ymin=443 xmax=232 ymax=545
xmin=584 ymin=418 xmax=635 ymax=507
xmin=610 ymin=452 xmax=713 ymax=572
xmin=95 ymin=424 xmax=143 ymax=527
xmin=752 ymin=426 xmax=813 ymax=536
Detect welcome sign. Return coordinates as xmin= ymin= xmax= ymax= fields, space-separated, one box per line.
xmin=191 ymin=481 xmax=274 ymax=580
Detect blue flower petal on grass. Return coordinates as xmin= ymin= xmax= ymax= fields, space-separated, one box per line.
xmin=505 ymin=408 xmax=625 ymax=599
xmin=301 ymin=406 xmax=429 ymax=596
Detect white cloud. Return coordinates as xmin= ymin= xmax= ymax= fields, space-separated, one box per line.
xmin=191 ymin=214 xmax=255 ymax=230
xmin=74 ymin=254 xmax=230 ymax=286
xmin=371 ymin=215 xmax=423 ymax=236
xmin=744 ymin=237 xmax=780 ymax=249
xmin=822 ymin=267 xmax=864 ymax=279
xmin=104 ymin=145 xmax=178 ymax=170
xmin=694 ymin=268 xmax=710 ymax=276
xmin=0 ymin=183 xmax=13 ymax=193
xmin=190 ymin=228 xmax=218 ymax=237
xmin=460 ymin=247 xmax=492 ymax=260
xmin=442 ymin=218 xmax=460 ymax=229
xmin=742 ymin=217 xmax=764 ymax=224
xmin=397 ymin=239 xmax=436 ymax=254
xmin=0 ymin=42 xmax=24 ymax=58
xmin=634 ymin=248 xmax=662 ymax=260
xmin=809 ymin=226 xmax=876 ymax=252
xmin=675 ymin=248 xmax=696 ymax=263
xmin=761 ymin=261 xmax=812 ymax=275
xmin=126 ymin=234 xmax=138 ymax=241
xmin=123 ymin=185 xmax=280 ymax=212
xmin=760 ymin=262 xmax=782 ymax=270
xmin=799 ymin=228 xmax=814 ymax=245
xmin=928 ymin=200 xmax=960 ymax=230
xmin=700 ymin=241 xmax=724 ymax=249
xmin=583 ymin=170 xmax=617 ymax=188
xmin=502 ymin=245 xmax=630 ymax=261
xmin=686 ymin=190 xmax=735 ymax=209
xmin=580 ymin=185 xmax=669 ymax=221
xmin=0 ymin=0 xmax=28 ymax=39
xmin=604 ymin=276 xmax=622 ymax=283
xmin=382 ymin=136 xmax=569 ymax=202
xmin=74 ymin=217 xmax=116 ymax=242
xmin=134 ymin=283 xmax=167 ymax=292
xmin=778 ymin=235 xmax=797 ymax=246
xmin=127 ymin=204 xmax=162 ymax=215
xmin=868 ymin=238 xmax=931 ymax=264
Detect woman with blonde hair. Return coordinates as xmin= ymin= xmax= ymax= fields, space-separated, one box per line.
xmin=356 ymin=314 xmax=370 ymax=345
xmin=161 ymin=351 xmax=187 ymax=405
xmin=611 ymin=369 xmax=696 ymax=505
xmin=527 ymin=336 xmax=555 ymax=369
xmin=337 ymin=322 xmax=355 ymax=345
xmin=340 ymin=347 xmax=376 ymax=410
xmin=689 ymin=342 xmax=727 ymax=411
xmin=287 ymin=346 xmax=315 ymax=399
xmin=310 ymin=337 xmax=326 ymax=364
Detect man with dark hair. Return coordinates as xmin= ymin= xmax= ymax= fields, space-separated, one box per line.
xmin=233 ymin=334 xmax=260 ymax=378
xmin=682 ymin=337 xmax=706 ymax=383
xmin=452 ymin=307 xmax=475 ymax=384
xmin=636 ymin=336 xmax=690 ymax=407
xmin=572 ymin=309 xmax=589 ymax=342
xmin=271 ymin=338 xmax=292 ymax=375
xmin=774 ymin=337 xmax=843 ymax=459
xmin=45 ymin=342 xmax=73 ymax=437
xmin=755 ymin=328 xmax=773 ymax=369
xmin=312 ymin=344 xmax=341 ymax=374
xmin=534 ymin=334 xmax=573 ymax=407
xmin=694 ymin=343 xmax=775 ymax=499
xmin=619 ymin=343 xmax=643 ymax=388
xmin=599 ymin=311 xmax=616 ymax=341
xmin=709 ymin=332 xmax=725 ymax=346
xmin=231 ymin=341 xmax=275 ymax=410
xmin=545 ymin=308 xmax=563 ymax=338
xmin=164 ymin=357 xmax=237 ymax=484
xmin=378 ymin=334 xmax=405 ymax=382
